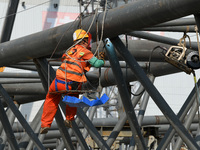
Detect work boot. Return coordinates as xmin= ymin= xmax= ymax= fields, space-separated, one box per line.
xmin=64 ymin=120 xmax=72 ymax=128
xmin=40 ymin=127 xmax=49 ymax=134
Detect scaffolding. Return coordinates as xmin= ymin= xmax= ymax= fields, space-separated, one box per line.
xmin=0 ymin=0 xmax=200 ymax=149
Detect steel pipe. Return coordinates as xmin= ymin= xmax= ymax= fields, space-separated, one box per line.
xmin=0 ymin=101 xmax=19 ymax=150
xmin=110 ymin=36 xmax=200 ymax=150
xmin=1 ymin=62 xmax=181 ymax=96
xmin=0 ymin=84 xmax=45 ymax=150
xmin=0 ymin=0 xmax=200 ymax=66
xmin=128 ymin=31 xmax=198 ymax=50
xmin=154 ymin=18 xmax=196 ymax=27
xmin=0 ymin=0 xmax=19 ymax=43
xmin=105 ymin=38 xmax=146 ymax=150
xmin=143 ymin=26 xmax=195 ymax=32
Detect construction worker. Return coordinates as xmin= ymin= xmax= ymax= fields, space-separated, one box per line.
xmin=40 ymin=29 xmax=105 ymax=134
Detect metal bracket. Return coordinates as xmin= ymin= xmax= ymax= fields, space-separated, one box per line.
xmin=165 ymin=46 xmax=193 ymax=74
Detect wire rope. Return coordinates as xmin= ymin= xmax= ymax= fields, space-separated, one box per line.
xmin=0 ymin=1 xmax=51 ymax=20
xmin=49 ymin=0 xmax=103 ymax=91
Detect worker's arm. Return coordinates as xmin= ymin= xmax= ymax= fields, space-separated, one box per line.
xmin=88 ymin=56 xmax=104 ymax=68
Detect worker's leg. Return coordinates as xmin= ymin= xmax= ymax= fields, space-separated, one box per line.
xmin=65 ymin=94 xmax=78 ymax=121
xmin=65 ymin=82 xmax=82 ymax=121
xmin=41 ymin=92 xmax=61 ymax=128
xmin=41 ymin=79 xmax=65 ymax=128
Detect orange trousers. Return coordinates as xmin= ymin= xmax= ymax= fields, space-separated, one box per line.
xmin=41 ymin=78 xmax=80 ymax=128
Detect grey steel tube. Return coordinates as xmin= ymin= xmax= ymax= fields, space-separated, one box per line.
xmin=56 ymin=107 xmax=89 ymax=150
xmin=143 ymin=26 xmax=195 ymax=33
xmin=1 ymin=102 xmax=19 ymax=136
xmin=106 ymin=84 xmax=145 ymax=147
xmin=129 ymin=31 xmax=198 ymax=50
xmin=0 ymin=0 xmax=200 ymax=66
xmin=18 ymin=104 xmax=43 ymax=149
xmin=71 ymin=121 xmax=90 ymax=150
xmin=0 ymin=84 xmax=45 ymax=150
xmin=76 ymin=108 xmax=110 ymax=150
xmin=1 ymin=62 xmax=181 ymax=96
xmin=2 ymin=83 xmax=45 ymax=95
xmin=35 ymin=58 xmax=75 ymax=150
xmin=8 ymin=65 xmax=37 ymax=71
xmin=0 ymin=101 xmax=19 ymax=150
xmin=0 ymin=72 xmax=39 ymax=78
xmin=105 ymin=38 xmax=146 ymax=150
xmin=110 ymin=36 xmax=200 ymax=150
xmin=154 ymin=18 xmax=196 ymax=27
xmin=174 ymin=100 xmax=199 ymax=149
xmin=0 ymin=78 xmax=40 ymax=84
xmin=137 ymin=75 xmax=155 ymax=126
xmin=11 ymin=114 xmax=200 ymax=132
xmin=0 ymin=0 xmax=19 ymax=43
xmin=91 ymin=40 xmax=171 ymax=62
xmin=157 ymin=79 xmax=200 ymax=150
xmin=77 ymin=106 xmax=97 ymax=150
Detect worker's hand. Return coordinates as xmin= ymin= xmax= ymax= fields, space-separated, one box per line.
xmin=96 ymin=52 xmax=105 ymax=60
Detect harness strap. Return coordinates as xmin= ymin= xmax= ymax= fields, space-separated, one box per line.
xmin=55 ymin=78 xmax=74 ymax=91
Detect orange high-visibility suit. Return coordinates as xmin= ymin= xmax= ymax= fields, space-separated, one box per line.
xmin=41 ymin=45 xmax=94 ymax=128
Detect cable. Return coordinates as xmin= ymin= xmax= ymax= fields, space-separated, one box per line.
xmin=50 ymin=0 xmax=98 ymax=60
xmin=49 ymin=1 xmax=107 ymax=92
xmin=148 ymin=46 xmax=168 ymax=73
xmin=124 ymin=35 xmax=144 ymax=96
xmin=127 ymin=45 xmax=167 ymax=96
xmin=0 ymin=1 xmax=51 ymax=20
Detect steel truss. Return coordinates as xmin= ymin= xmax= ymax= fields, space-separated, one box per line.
xmin=0 ymin=0 xmax=200 ymax=149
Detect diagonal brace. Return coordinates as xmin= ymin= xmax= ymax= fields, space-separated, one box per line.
xmin=110 ymin=36 xmax=200 ymax=150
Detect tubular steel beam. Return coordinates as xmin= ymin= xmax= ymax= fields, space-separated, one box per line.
xmin=76 ymin=108 xmax=110 ymax=150
xmin=33 ymin=58 xmax=49 ymax=92
xmin=56 ymin=107 xmax=89 ymax=150
xmin=77 ymin=106 xmax=97 ymax=150
xmin=1 ymin=62 xmax=181 ymax=96
xmin=194 ymin=14 xmax=200 ymax=38
xmin=0 ymin=103 xmax=19 ymax=148
xmin=128 ymin=31 xmax=198 ymax=50
xmin=0 ymin=0 xmax=200 ymax=66
xmin=110 ymin=36 xmax=200 ymax=150
xmin=11 ymin=115 xmax=200 ymax=133
xmin=157 ymin=79 xmax=200 ymax=149
xmin=143 ymin=26 xmax=195 ymax=33
xmin=0 ymin=84 xmax=45 ymax=150
xmin=154 ymin=18 xmax=196 ymax=27
xmin=0 ymin=72 xmax=39 ymax=78
xmin=7 ymin=65 xmax=37 ymax=71
xmin=18 ymin=104 xmax=43 ymax=149
xmin=71 ymin=121 xmax=90 ymax=150
xmin=0 ymin=0 xmax=19 ymax=43
xmin=137 ymin=75 xmax=155 ymax=126
xmin=106 ymin=84 xmax=145 ymax=147
xmin=0 ymin=101 xmax=19 ymax=150
xmin=34 ymin=58 xmax=75 ymax=150
xmin=174 ymin=99 xmax=199 ymax=149
xmin=104 ymin=38 xmax=146 ymax=150
xmin=0 ymin=78 xmax=40 ymax=84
